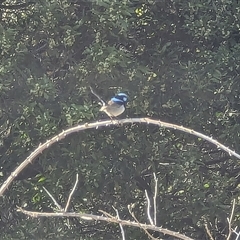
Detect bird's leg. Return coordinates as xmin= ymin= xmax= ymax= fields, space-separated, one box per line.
xmin=110 ymin=116 xmax=123 ymax=126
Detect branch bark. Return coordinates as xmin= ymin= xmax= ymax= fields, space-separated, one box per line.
xmin=17 ymin=207 xmax=194 ymax=240
xmin=1 ymin=117 xmax=239 ymax=196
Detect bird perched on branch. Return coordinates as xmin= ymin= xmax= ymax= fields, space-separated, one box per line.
xmin=90 ymin=86 xmax=128 ymax=118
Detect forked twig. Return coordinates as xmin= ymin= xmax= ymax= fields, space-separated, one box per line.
xmin=227 ymin=199 xmax=236 ymax=240
xmin=65 ymin=174 xmax=79 ymax=212
xmin=232 ymin=227 xmax=240 ymax=240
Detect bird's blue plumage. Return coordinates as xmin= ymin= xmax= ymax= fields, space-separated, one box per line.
xmin=111 ymin=93 xmax=128 ymax=106
xmin=110 ymin=98 xmax=124 ymax=105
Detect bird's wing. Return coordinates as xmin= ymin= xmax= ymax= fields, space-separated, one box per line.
xmin=90 ymin=86 xmax=106 ymax=106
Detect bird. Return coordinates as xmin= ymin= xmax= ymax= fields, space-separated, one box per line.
xmin=90 ymin=87 xmax=128 ymax=118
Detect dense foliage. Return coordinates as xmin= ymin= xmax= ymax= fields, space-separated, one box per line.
xmin=0 ymin=0 xmax=240 ymax=239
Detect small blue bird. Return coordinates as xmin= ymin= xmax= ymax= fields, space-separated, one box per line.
xmin=90 ymin=87 xmax=128 ymax=118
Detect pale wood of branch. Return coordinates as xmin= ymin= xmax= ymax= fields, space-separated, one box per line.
xmin=227 ymin=199 xmax=236 ymax=240
xmin=43 ymin=187 xmax=63 ymax=211
xmin=17 ymin=207 xmax=194 ymax=240
xmin=64 ymin=174 xmax=79 ymax=212
xmin=128 ymin=205 xmax=158 ymax=240
xmin=113 ymin=206 xmax=125 ymax=240
xmin=153 ymin=172 xmax=158 ymax=226
xmin=1 ymin=117 xmax=239 ymax=196
xmin=145 ymin=190 xmax=154 ymax=225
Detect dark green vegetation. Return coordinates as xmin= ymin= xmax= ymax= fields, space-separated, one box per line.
xmin=1 ymin=0 xmax=240 ymax=239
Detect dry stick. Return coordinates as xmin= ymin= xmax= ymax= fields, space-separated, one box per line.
xmin=145 ymin=190 xmax=154 ymax=225
xmin=128 ymin=205 xmax=158 ymax=240
xmin=112 ymin=206 xmax=125 ymax=240
xmin=18 ymin=207 xmax=194 ymax=240
xmin=232 ymin=227 xmax=240 ymax=240
xmin=99 ymin=210 xmax=115 ymax=219
xmin=226 ymin=199 xmax=236 ymax=240
xmin=204 ymin=224 xmax=214 ymax=240
xmin=43 ymin=174 xmax=79 ymax=212
xmin=43 ymin=187 xmax=63 ymax=211
xmin=1 ymin=117 xmax=240 ymax=197
xmin=64 ymin=174 xmax=79 ymax=212
xmin=153 ymin=173 xmax=158 ymax=226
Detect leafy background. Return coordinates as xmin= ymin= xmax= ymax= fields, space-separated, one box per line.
xmin=0 ymin=0 xmax=240 ymax=239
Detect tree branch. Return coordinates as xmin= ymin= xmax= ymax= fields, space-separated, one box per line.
xmin=17 ymin=207 xmax=194 ymax=240
xmin=1 ymin=117 xmax=239 ymax=196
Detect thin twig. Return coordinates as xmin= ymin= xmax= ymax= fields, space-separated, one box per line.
xmin=145 ymin=190 xmax=154 ymax=225
xmin=227 ymin=199 xmax=236 ymax=240
xmin=232 ymin=227 xmax=240 ymax=240
xmin=64 ymin=174 xmax=79 ymax=212
xmin=43 ymin=187 xmax=63 ymax=211
xmin=128 ymin=204 xmax=158 ymax=240
xmin=1 ymin=117 xmax=240 ymax=196
xmin=99 ymin=210 xmax=115 ymax=218
xmin=204 ymin=223 xmax=214 ymax=240
xmin=113 ymin=206 xmax=125 ymax=240
xmin=153 ymin=173 xmax=158 ymax=226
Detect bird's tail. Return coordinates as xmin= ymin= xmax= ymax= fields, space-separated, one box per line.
xmin=89 ymin=86 xmax=106 ymax=106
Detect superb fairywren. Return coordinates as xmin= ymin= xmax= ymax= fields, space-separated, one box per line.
xmin=90 ymin=87 xmax=128 ymax=118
